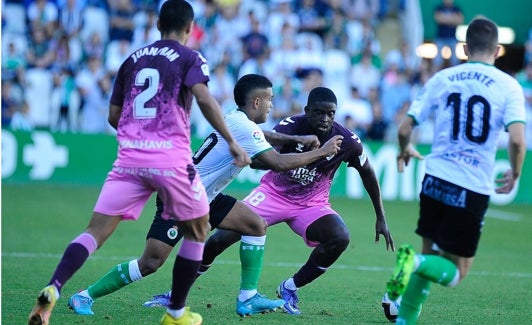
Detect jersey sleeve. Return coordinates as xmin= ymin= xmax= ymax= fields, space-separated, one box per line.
xmin=407 ymin=74 xmax=440 ymax=125
xmin=183 ymin=50 xmax=210 ymax=88
xmin=234 ymin=118 xmax=273 ymax=159
xmin=344 ymin=130 xmax=367 ymax=169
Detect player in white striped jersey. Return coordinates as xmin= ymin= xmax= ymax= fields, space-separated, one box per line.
xmin=384 ymin=17 xmax=526 ymax=324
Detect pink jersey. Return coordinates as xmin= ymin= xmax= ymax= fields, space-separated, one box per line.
xmin=110 ymin=39 xmax=210 ymax=168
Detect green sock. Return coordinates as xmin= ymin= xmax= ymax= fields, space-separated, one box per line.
xmin=398 ymin=273 xmax=431 ymax=324
xmin=416 ymin=254 xmax=459 ymax=286
xmin=87 ymin=260 xmax=140 ymax=299
xmin=239 ymin=236 xmax=266 ymax=290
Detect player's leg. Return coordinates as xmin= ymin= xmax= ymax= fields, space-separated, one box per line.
xmin=158 ymin=166 xmax=210 ymax=325
xmin=277 ymin=210 xmax=349 ymax=315
xmin=215 ymin=198 xmax=284 ymax=316
xmin=29 ymin=212 xmax=121 ymax=324
xmin=29 ymin=168 xmax=151 ymax=324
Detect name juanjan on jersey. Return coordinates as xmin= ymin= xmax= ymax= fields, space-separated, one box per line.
xmin=131 ymin=46 xmax=180 ymax=63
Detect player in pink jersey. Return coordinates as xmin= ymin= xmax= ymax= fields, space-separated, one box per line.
xmin=27 ymin=1 xmax=250 ymax=325
xmin=190 ymin=86 xmax=396 ymax=315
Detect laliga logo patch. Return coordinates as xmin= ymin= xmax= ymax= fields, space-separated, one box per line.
xmin=167 ymin=227 xmax=179 ymax=240
xmin=252 ymin=131 xmax=265 ymax=144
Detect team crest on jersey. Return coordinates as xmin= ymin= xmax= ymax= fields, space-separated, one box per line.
xmin=167 ymin=227 xmax=179 ymax=240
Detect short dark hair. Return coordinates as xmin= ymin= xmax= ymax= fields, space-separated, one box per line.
xmin=233 ymin=74 xmax=273 ymax=107
xmin=466 ymin=18 xmax=498 ymax=55
xmin=307 ymin=87 xmax=337 ymax=106
xmin=159 ymin=0 xmax=194 ymax=35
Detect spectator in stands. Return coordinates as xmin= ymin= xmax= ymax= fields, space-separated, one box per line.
xmin=433 ymin=0 xmax=463 ymax=69
xmin=266 ymin=0 xmax=299 ymax=49
xmin=10 ymin=101 xmax=34 ymax=132
xmin=26 ymin=27 xmax=55 ymax=69
xmin=1 ymin=79 xmax=24 ymax=128
xmin=296 ymin=0 xmax=329 ymax=38
xmin=108 ymin=0 xmax=135 ymax=42
xmin=50 ymin=67 xmax=80 ymax=132
xmin=82 ymin=32 xmax=106 ymax=61
xmin=350 ymin=49 xmax=381 ymax=99
xmin=335 ymin=87 xmax=372 ymax=137
xmin=2 ymin=41 xmax=26 ymax=82
xmin=365 ymin=88 xmax=388 ymax=141
xmin=26 ymin=0 xmax=59 ymax=37
xmin=58 ymin=0 xmax=84 ymax=38
xmin=380 ymin=55 xmax=411 ymax=125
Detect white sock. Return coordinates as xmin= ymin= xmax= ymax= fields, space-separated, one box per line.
xmin=238 ymin=289 xmax=257 ymax=302
xmin=283 ymin=278 xmax=297 ymax=291
xmin=78 ymin=289 xmax=91 ymax=299
xmin=166 ymin=307 xmax=185 ymax=318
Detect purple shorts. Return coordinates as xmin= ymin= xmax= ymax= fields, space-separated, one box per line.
xmin=243 ymin=184 xmax=339 ymax=247
xmin=94 ymin=165 xmax=209 ymax=221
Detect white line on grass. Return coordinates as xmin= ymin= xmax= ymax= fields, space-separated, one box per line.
xmin=4 ymin=252 xmax=532 ymax=278
xmin=485 ymin=208 xmax=523 ymax=221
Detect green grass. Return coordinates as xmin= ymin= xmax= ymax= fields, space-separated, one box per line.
xmin=2 ymin=183 xmax=531 ymax=324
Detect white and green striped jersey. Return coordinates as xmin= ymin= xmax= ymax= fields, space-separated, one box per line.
xmin=408 ymin=62 xmax=526 ymax=195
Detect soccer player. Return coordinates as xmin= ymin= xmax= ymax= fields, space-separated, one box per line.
xmin=27 ymin=1 xmax=252 ymax=325
xmin=146 ymin=86 xmax=395 ymax=315
xmin=67 ymin=74 xmax=343 ymax=317
xmin=385 ymin=18 xmax=526 ymax=324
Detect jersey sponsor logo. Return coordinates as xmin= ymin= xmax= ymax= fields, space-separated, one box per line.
xmin=296 ymin=143 xmax=304 ymax=152
xmin=442 ymin=150 xmax=480 ymax=167
xmin=131 ymin=46 xmax=180 ymax=63
xmin=119 ymin=139 xmax=173 ymax=149
xmin=279 ymin=117 xmax=294 ymax=126
xmin=290 ymin=166 xmax=317 ymax=186
xmin=422 ymin=176 xmax=466 ymax=208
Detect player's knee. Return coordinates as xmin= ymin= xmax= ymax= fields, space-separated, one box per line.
xmin=247 ymin=218 xmax=267 ymax=237
xmin=327 ymin=232 xmax=350 ymax=253
xmin=138 ymin=256 xmax=166 ymax=276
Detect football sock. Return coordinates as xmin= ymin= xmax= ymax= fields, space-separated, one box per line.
xmin=293 ymin=258 xmax=327 ymax=288
xmin=415 ymin=254 xmax=460 ymax=286
xmin=87 ymin=259 xmax=142 ymax=299
xmin=239 ymin=235 xmax=266 ymax=296
xmin=169 ymin=240 xmax=204 ymax=310
xmin=48 ymin=233 xmax=97 ymax=292
xmin=196 ymin=263 xmax=212 ymax=277
xmin=397 ymin=273 xmax=431 ymax=324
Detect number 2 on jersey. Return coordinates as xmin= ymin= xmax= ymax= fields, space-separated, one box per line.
xmin=133 ymin=68 xmax=160 ymax=119
xmin=447 ymin=92 xmax=490 ymax=144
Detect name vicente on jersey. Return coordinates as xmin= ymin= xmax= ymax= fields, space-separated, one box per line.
xmin=447 ymin=71 xmax=494 ymax=87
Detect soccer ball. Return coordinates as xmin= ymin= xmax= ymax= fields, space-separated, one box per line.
xmin=381 ymin=292 xmax=401 ymax=322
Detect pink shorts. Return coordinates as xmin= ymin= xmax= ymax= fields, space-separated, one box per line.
xmin=94 ymin=165 xmax=209 ymax=221
xmin=243 ymin=184 xmax=340 ymax=247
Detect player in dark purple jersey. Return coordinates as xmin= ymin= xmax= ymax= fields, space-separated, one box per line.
xmin=194 ymin=86 xmax=396 ymax=315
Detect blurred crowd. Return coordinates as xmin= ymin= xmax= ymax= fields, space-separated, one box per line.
xmin=2 ymin=0 xmax=532 ymax=147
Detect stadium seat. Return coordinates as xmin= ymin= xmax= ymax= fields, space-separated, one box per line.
xmin=80 ymin=6 xmax=110 ymax=44
xmin=2 ymin=3 xmax=27 ymax=35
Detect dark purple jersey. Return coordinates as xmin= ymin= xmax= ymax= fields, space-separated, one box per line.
xmin=110 ymin=39 xmax=210 ymax=167
xmin=260 ymin=114 xmax=367 ymax=205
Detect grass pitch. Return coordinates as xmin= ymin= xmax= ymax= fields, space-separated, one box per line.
xmin=2 ymin=183 xmax=531 ymax=324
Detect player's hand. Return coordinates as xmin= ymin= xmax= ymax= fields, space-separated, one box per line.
xmin=229 ymin=142 xmax=251 ymax=167
xmin=299 ymin=135 xmax=320 ymax=150
xmin=397 ymin=144 xmax=424 ymax=173
xmin=320 ymin=135 xmax=343 ymax=156
xmin=375 ymin=219 xmax=395 ymax=252
xmin=494 ymin=169 xmax=517 ymax=194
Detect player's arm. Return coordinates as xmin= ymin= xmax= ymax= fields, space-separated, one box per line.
xmin=108 ymin=103 xmax=122 ymax=130
xmin=263 ymin=130 xmax=320 ymax=150
xmin=357 ymin=159 xmax=395 ymax=251
xmin=495 ymin=122 xmax=526 ymax=194
xmin=397 ymin=115 xmax=424 ymax=172
xmin=250 ymin=135 xmax=343 ymax=171
xmin=192 ymin=83 xmax=251 ymax=167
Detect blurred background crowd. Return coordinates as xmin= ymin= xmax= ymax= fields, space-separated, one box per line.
xmin=2 ymin=0 xmax=532 ymax=147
